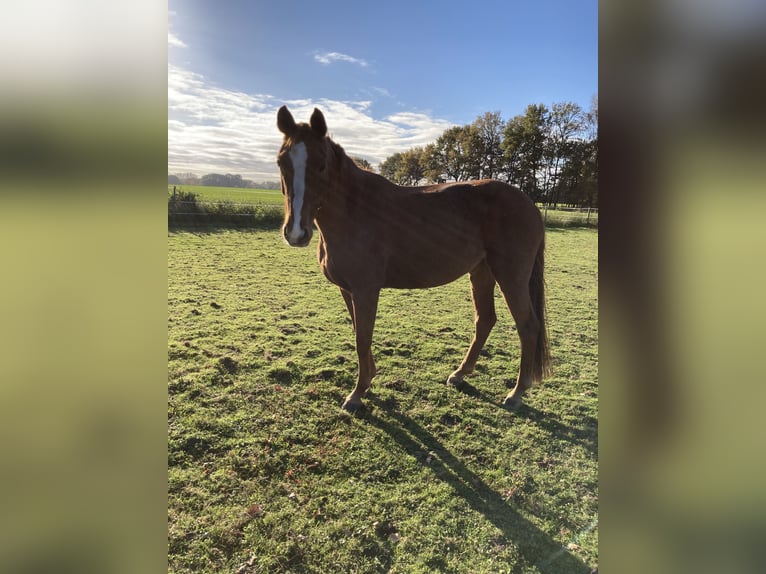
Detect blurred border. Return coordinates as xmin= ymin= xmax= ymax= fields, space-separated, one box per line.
xmin=3 ymin=1 xmax=766 ymax=572
xmin=0 ymin=3 xmax=168 ymax=573
xmin=601 ymin=1 xmax=766 ymax=572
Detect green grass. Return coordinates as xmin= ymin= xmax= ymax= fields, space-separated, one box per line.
xmin=168 ymin=227 xmax=598 ymax=573
xmin=168 ymin=185 xmax=283 ymax=206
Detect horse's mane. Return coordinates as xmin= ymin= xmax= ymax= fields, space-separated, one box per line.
xmin=328 ymin=138 xmax=349 ymax=167
xmin=327 ymin=137 xmax=411 ymax=194
xmin=328 ymin=137 xmax=369 ymax=178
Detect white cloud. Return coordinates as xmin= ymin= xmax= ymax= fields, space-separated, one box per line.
xmin=314 ymin=51 xmax=368 ymax=67
xmin=168 ymin=32 xmax=186 ymax=48
xmin=168 ymin=65 xmax=454 ymax=180
xmin=370 ymin=86 xmax=393 ymax=98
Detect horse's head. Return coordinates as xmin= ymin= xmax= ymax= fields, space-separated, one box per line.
xmin=276 ymin=105 xmax=332 ymax=247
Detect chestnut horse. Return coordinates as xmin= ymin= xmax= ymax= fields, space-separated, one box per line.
xmin=276 ymin=106 xmax=550 ymax=413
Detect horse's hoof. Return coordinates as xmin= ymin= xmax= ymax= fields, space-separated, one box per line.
xmin=341 ymin=399 xmax=363 ymax=414
xmin=447 ymin=374 xmax=465 ymax=390
xmin=502 ymin=395 xmax=523 ymax=411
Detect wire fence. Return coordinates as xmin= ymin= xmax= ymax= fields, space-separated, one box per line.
xmin=540 ymin=205 xmax=598 ymax=227
xmin=167 ymin=195 xmax=284 ymax=228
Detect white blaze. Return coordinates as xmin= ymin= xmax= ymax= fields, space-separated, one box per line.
xmin=287 ymin=142 xmax=308 ymax=243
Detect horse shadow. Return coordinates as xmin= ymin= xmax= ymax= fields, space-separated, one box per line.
xmin=456 ymin=380 xmax=598 ymax=456
xmin=363 ymin=396 xmax=594 ymax=573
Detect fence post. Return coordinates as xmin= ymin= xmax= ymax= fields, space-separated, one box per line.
xmin=586 ymin=207 xmax=591 ymax=224
xmin=173 ymin=185 xmax=177 ymax=199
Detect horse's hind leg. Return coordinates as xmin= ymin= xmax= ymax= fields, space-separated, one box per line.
xmin=489 ymin=259 xmax=540 ymax=410
xmin=447 ymin=260 xmax=496 ymax=389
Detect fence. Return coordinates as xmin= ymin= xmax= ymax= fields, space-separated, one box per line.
xmin=539 ymin=205 xmax=598 ymax=227
xmin=167 ymin=193 xmax=284 ymax=228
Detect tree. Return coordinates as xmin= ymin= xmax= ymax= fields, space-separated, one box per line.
xmin=176 ymin=172 xmax=199 ymax=185
xmin=200 ymin=173 xmax=225 ymax=186
xmin=556 ymin=138 xmax=597 ymax=207
xmin=380 ymin=149 xmax=426 ymax=185
xmin=429 ymin=125 xmax=480 ymax=182
xmin=584 ymin=95 xmax=598 ymax=141
xmin=421 ymin=143 xmax=444 ymax=183
xmin=351 ymin=157 xmax=373 ymax=171
xmin=501 ymin=104 xmax=548 ymax=201
xmin=542 ymin=102 xmax=585 ymax=207
xmin=376 ymin=98 xmax=597 ymax=206
xmin=471 ymin=111 xmax=505 ymax=180
xmin=398 ymin=147 xmax=426 ymax=185
xmin=200 ymin=173 xmax=253 ymax=188
xmin=379 ymin=152 xmax=405 ymax=183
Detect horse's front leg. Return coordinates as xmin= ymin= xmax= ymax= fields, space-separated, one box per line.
xmin=341 ymin=289 xmax=379 ymax=413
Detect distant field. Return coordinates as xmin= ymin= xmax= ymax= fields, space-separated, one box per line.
xmin=168 ymin=185 xmax=283 ymax=206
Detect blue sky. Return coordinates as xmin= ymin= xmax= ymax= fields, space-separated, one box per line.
xmin=169 ymin=0 xmax=597 ymax=180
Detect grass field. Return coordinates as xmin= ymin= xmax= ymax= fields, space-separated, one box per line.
xmin=168 ymin=227 xmax=598 ymax=573
xmin=168 ymin=185 xmax=283 ymax=206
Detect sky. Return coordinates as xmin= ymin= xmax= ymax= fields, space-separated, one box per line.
xmin=168 ymin=0 xmax=597 ymax=181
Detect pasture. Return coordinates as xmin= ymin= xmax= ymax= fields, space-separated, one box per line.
xmin=168 ymin=185 xmax=283 ymax=206
xmin=168 ymin=227 xmax=598 ymax=573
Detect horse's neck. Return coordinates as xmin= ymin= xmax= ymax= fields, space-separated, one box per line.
xmin=324 ymin=159 xmax=362 ymax=209
xmin=316 ymin=155 xmax=379 ymax=237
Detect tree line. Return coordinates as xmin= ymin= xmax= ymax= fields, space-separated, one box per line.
xmin=168 ymin=172 xmax=281 ymax=190
xmin=378 ymin=98 xmax=597 ymax=208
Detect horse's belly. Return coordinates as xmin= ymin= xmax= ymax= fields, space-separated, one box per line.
xmin=383 ymin=243 xmax=484 ymax=289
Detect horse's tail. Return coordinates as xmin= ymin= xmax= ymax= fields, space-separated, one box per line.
xmin=530 ymin=239 xmax=552 ymax=382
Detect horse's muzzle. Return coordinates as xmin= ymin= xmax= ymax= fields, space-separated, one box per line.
xmin=283 ymin=225 xmax=313 ymax=247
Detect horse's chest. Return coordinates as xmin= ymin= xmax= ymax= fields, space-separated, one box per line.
xmin=317 ymin=237 xmax=370 ymax=290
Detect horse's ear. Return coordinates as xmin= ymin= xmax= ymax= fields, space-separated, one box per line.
xmin=310 ymin=108 xmax=327 ymax=137
xmin=277 ymin=105 xmax=296 ymax=135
